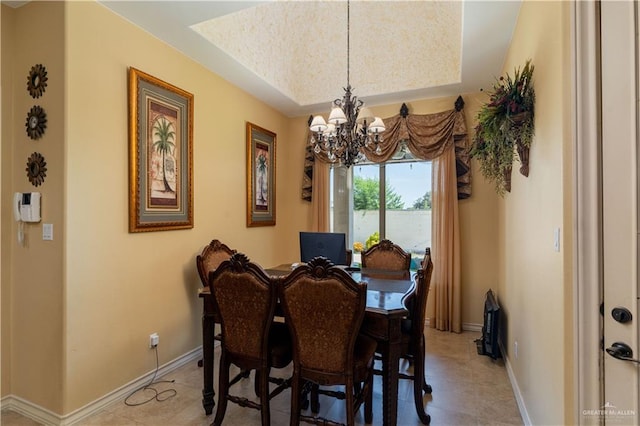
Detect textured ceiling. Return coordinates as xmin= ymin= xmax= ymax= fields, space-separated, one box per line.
xmin=94 ymin=1 xmax=521 ymax=117
xmin=192 ymin=1 xmax=462 ymax=107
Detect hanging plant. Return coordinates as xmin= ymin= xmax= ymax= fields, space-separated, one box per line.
xmin=470 ymin=60 xmax=535 ymax=195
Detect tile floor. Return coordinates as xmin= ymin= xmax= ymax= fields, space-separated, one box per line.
xmin=1 ymin=329 xmax=522 ymax=425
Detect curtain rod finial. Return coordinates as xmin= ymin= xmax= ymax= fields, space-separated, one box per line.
xmin=400 ymin=103 xmax=409 ymax=118
xmin=455 ymin=96 xmax=464 ymax=112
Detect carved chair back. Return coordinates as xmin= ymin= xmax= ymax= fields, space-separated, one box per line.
xmin=196 ymin=239 xmax=237 ymax=287
xmin=361 ymin=239 xmax=411 ymax=271
xmin=209 ymin=253 xmax=275 ymax=360
xmin=208 ymin=253 xmax=292 ymax=426
xmin=278 ymin=256 xmax=374 ymax=426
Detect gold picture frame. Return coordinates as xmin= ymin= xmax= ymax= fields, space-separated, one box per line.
xmin=128 ymin=67 xmax=194 ymax=232
xmin=246 ymin=122 xmax=276 ymax=227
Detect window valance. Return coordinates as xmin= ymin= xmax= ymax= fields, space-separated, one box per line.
xmin=301 ymin=96 xmax=471 ymax=200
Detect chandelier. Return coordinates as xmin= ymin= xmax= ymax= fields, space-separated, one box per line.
xmin=308 ymin=0 xmax=385 ymax=168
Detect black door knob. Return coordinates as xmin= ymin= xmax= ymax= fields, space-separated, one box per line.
xmin=606 ymin=342 xmax=640 ymax=363
xmin=612 ymin=307 xmax=633 ymax=323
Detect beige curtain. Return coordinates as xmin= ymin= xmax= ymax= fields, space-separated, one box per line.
xmin=431 ymin=147 xmax=461 ymax=332
xmin=306 ymin=102 xmax=467 ymax=331
xmin=310 ymin=161 xmax=330 ymax=232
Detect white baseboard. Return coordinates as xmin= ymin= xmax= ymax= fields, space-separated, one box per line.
xmin=424 ymin=318 xmax=483 ymax=332
xmin=499 ymin=341 xmax=532 ymax=425
xmin=1 ymin=347 xmax=202 ymax=426
xmin=462 ymin=322 xmax=482 ymax=332
xmin=1 ymin=395 xmax=60 ymax=426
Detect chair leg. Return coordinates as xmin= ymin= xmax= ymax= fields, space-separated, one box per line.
xmin=310 ymin=383 xmax=320 ymax=413
xmin=300 ymin=381 xmax=310 ymax=410
xmin=254 ymin=370 xmax=260 ymax=398
xmin=345 ymin=378 xmax=355 ymax=426
xmin=212 ymin=352 xmax=230 ymax=426
xmin=290 ymin=375 xmax=302 ymax=426
xmin=420 ymin=338 xmax=432 ymax=394
xmin=259 ymin=368 xmax=271 ymax=426
xmin=412 ymin=338 xmax=431 ymax=425
xmin=364 ymin=373 xmax=373 ymax=424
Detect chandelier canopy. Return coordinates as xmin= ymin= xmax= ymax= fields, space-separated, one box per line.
xmin=308 ymin=0 xmax=385 ymax=168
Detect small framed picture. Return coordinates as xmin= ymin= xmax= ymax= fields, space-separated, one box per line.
xmin=246 ymin=122 xmax=276 ymax=227
xmin=128 ymin=67 xmax=193 ymax=232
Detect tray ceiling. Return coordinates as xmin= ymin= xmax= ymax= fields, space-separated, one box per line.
xmin=98 ymin=1 xmax=521 ymax=117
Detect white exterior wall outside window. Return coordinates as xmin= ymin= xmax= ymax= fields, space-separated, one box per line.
xmin=330 ymin=146 xmax=432 ymax=268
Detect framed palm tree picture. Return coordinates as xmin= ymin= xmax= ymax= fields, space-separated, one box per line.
xmin=128 ymin=67 xmax=193 ymax=232
xmin=246 ymin=122 xmax=276 ymax=227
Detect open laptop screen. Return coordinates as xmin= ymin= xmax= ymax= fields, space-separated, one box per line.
xmin=299 ymin=232 xmax=347 ymax=265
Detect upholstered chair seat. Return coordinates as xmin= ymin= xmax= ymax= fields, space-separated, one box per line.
xmin=352 ymin=334 xmax=378 ymax=379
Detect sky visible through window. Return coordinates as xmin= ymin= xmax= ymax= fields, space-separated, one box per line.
xmin=353 ymin=161 xmax=432 ymax=208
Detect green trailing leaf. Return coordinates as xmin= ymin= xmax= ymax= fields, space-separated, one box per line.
xmin=470 ymin=60 xmax=535 ymax=196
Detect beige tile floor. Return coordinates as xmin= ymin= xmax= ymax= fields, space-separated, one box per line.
xmin=1 ymin=329 xmax=522 ymax=426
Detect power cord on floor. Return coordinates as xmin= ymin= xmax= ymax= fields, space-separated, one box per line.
xmin=124 ymin=345 xmax=177 ymax=406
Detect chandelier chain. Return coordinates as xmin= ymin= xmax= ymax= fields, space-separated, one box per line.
xmin=307 ymin=0 xmax=386 ymax=167
xmin=347 ymin=0 xmax=350 ymax=87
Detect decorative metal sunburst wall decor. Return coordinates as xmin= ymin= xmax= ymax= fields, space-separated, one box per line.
xmin=25 ymin=105 xmax=47 ymax=140
xmin=26 ymin=152 xmax=47 ymax=187
xmin=27 ymin=64 xmax=48 ymax=98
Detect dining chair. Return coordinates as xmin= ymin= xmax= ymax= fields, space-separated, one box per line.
xmin=385 ymin=247 xmax=434 ymax=424
xmin=195 ymin=239 xmax=237 ymax=367
xmin=209 ymin=253 xmax=292 ymax=426
xmin=361 ymin=239 xmax=411 ymax=272
xmin=196 ymin=239 xmax=237 ymax=290
xmin=345 ymin=248 xmax=353 ymax=267
xmin=279 ymin=256 xmax=376 ymax=426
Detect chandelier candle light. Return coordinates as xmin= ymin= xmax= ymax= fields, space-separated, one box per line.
xmin=309 ymin=0 xmax=385 ymax=167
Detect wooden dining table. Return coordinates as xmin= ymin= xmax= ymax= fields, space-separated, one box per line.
xmin=199 ymin=264 xmax=413 ymax=426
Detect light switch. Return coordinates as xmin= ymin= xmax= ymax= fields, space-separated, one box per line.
xmin=43 ymin=223 xmax=53 ymax=241
xmin=554 ymin=227 xmax=560 ymax=252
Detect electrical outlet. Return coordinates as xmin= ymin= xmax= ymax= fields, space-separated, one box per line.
xmin=149 ymin=333 xmax=159 ymax=348
xmin=514 ymin=340 xmax=518 ymax=360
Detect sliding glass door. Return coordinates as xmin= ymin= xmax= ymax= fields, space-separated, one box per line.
xmin=330 ymin=143 xmax=431 ymax=268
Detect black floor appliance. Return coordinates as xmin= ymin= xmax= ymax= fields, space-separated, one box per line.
xmin=476 ymin=289 xmax=501 ymax=359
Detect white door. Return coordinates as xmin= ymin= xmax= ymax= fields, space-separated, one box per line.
xmin=601 ymin=1 xmax=639 ymax=423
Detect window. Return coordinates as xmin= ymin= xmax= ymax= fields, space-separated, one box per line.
xmin=330 ymin=143 xmax=432 ymax=269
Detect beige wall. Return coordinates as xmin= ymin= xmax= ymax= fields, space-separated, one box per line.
xmin=497 ymin=1 xmax=573 ymax=424
xmin=63 ymin=1 xmax=310 ymax=413
xmin=0 ymin=3 xmax=13 ymax=399
xmin=1 ymin=1 xmax=66 ymax=412
xmin=1 ymin=0 xmax=552 ymax=419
